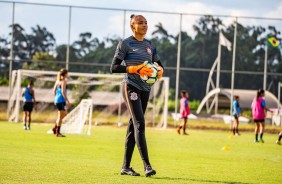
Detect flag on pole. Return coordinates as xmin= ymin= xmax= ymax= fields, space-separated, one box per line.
xmin=220 ymin=32 xmax=232 ymax=51
xmin=267 ymin=35 xmax=279 ymax=48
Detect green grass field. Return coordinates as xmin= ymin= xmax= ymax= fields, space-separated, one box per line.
xmin=0 ymin=121 xmax=281 ymax=184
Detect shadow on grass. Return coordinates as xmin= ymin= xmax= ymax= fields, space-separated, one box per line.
xmin=150 ymin=176 xmax=252 ymax=184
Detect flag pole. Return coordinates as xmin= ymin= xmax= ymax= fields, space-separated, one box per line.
xmin=230 ymin=17 xmax=238 ymax=130
xmin=263 ymin=39 xmax=268 ymax=90
xmin=215 ymin=32 xmax=222 ymax=114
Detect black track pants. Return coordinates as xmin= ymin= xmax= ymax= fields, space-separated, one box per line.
xmin=122 ymin=83 xmax=150 ymax=168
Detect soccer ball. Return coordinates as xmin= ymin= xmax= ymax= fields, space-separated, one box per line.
xmin=140 ymin=62 xmax=158 ymax=84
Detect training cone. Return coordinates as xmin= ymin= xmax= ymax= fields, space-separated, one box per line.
xmin=222 ymin=146 xmax=231 ymax=151
xmin=228 ymin=134 xmax=234 ymax=139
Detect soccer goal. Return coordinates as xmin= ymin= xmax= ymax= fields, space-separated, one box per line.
xmin=7 ymin=69 xmax=170 ymax=129
xmin=60 ymin=99 xmax=93 ymax=135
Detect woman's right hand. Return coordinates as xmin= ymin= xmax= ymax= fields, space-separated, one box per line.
xmin=127 ymin=61 xmax=153 ymax=77
xmin=67 ymin=100 xmax=71 ymax=107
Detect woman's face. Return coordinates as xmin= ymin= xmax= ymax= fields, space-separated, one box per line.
xmin=131 ymin=16 xmax=148 ymax=35
xmin=182 ymin=93 xmax=188 ymax=98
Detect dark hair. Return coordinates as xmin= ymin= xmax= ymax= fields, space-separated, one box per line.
xmin=256 ymin=89 xmax=264 ymax=100
xmin=28 ymin=80 xmax=34 ymax=86
xmin=181 ymin=90 xmax=188 ymax=97
xmin=130 ymin=14 xmax=144 ymax=27
xmin=57 ymin=68 xmax=68 ymax=81
xmin=130 ymin=14 xmax=135 ymax=25
xmin=234 ymin=95 xmax=239 ymax=100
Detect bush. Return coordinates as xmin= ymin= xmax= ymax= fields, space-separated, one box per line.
xmin=0 ymin=77 xmax=9 ymax=86
xmin=168 ymin=99 xmax=200 ymax=112
xmin=189 ymin=100 xmax=200 ymax=111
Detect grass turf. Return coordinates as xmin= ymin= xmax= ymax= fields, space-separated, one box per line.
xmin=0 ymin=121 xmax=281 ymax=184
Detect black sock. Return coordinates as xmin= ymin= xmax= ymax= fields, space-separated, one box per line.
xmin=57 ymin=126 xmax=61 ymax=134
xmin=279 ymin=135 xmax=282 ymax=141
xmin=260 ymin=133 xmax=263 ymax=140
xmin=122 ymin=163 xmax=130 ymax=169
xmin=143 ymin=159 xmax=151 ymax=169
xmin=178 ymin=126 xmax=182 ymax=129
xmin=232 ymin=128 xmax=235 ymax=135
xmin=236 ymin=128 xmax=239 ymax=134
xmin=255 ymin=134 xmax=258 ymax=141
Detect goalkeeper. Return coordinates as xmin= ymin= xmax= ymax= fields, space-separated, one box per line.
xmin=110 ymin=14 xmax=164 ymax=177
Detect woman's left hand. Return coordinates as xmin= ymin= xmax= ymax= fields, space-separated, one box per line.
xmin=154 ymin=62 xmax=163 ymax=79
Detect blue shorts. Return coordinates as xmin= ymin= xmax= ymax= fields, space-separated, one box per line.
xmin=56 ymin=102 xmax=66 ymax=111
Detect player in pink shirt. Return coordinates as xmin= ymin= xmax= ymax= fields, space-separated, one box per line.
xmin=177 ymin=90 xmax=190 ymax=135
xmin=251 ymin=89 xmax=272 ymax=143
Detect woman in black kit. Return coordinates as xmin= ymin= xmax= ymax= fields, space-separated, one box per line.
xmin=110 ymin=14 xmax=164 ymax=177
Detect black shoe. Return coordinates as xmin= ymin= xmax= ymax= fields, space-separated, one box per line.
xmin=144 ymin=165 xmax=156 ymax=177
xmin=120 ymin=167 xmax=140 ymax=176
xmin=56 ymin=133 xmax=66 ymax=137
xmin=52 ymin=127 xmax=56 ymax=134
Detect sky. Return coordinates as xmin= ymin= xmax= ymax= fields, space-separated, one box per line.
xmin=0 ymin=0 xmax=282 ymax=45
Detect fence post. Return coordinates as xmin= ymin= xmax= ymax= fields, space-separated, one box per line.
xmin=174 ymin=13 xmax=182 ymax=127
xmin=66 ymin=6 xmax=72 ymax=70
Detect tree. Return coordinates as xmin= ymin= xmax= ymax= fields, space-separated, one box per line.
xmin=10 ymin=23 xmax=28 ymax=60
xmin=0 ymin=36 xmax=9 ymax=59
xmin=27 ymin=25 xmax=56 ymax=58
xmin=55 ymin=44 xmax=77 ymax=63
xmin=22 ymin=51 xmax=58 ymax=71
xmin=152 ymin=22 xmax=174 ymax=42
xmin=72 ymin=32 xmax=99 ymax=58
xmin=78 ymin=36 xmax=119 ymax=73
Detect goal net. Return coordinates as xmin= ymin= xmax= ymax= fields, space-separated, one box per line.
xmin=60 ymin=99 xmax=93 ymax=135
xmin=7 ymin=69 xmax=169 ymax=130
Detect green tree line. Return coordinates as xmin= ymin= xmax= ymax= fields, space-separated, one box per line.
xmin=0 ymin=15 xmax=281 ymax=100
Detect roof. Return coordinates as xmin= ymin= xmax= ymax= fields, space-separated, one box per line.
xmin=196 ymin=88 xmax=281 ymax=114
xmin=223 ymin=89 xmax=280 ymax=108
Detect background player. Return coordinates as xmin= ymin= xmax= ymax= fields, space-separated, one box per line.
xmin=52 ymin=68 xmax=71 ymax=137
xmin=111 ymin=14 xmax=163 ymax=177
xmin=251 ymin=89 xmax=272 ymax=143
xmin=22 ymin=80 xmax=36 ymax=130
xmin=232 ymin=96 xmax=241 ymax=136
xmin=177 ymin=90 xmax=190 ymax=135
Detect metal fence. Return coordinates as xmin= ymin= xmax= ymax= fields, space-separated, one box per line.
xmin=1 ymin=1 xmax=282 ymax=114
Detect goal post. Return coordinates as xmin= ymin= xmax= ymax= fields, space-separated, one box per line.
xmin=7 ymin=69 xmax=170 ymax=129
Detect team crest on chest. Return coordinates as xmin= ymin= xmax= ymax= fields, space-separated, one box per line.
xmin=146 ymin=47 xmax=152 ymax=55
xmin=130 ymin=92 xmax=138 ymax=101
